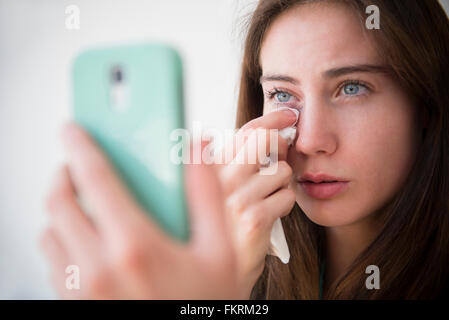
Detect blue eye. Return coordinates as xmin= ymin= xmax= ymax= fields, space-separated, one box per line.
xmin=276 ymin=92 xmax=291 ymax=102
xmin=266 ymin=88 xmax=294 ymax=103
xmin=341 ymin=81 xmax=369 ymax=97
xmin=343 ymin=83 xmax=360 ymax=95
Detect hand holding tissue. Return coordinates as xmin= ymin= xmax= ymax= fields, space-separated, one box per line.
xmin=264 ymin=106 xmax=300 ymax=264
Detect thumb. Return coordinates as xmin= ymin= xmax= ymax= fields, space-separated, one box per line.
xmin=184 ymin=139 xmax=232 ymax=259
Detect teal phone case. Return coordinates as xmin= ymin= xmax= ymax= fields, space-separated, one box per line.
xmin=72 ymin=43 xmax=189 ymax=242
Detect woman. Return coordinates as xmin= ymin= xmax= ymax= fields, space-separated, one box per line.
xmin=40 ymin=0 xmax=449 ymax=299
xmin=226 ymin=0 xmax=449 ymax=299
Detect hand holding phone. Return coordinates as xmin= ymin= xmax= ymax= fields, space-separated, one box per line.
xmin=72 ymin=43 xmax=189 ymax=241
xmin=41 ymin=124 xmax=241 ymax=299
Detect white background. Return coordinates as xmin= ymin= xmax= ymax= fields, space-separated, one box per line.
xmin=0 ymin=0 xmax=258 ymax=299
xmin=0 ymin=0 xmax=448 ymax=299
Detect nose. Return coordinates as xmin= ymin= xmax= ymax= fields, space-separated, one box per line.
xmin=294 ymin=96 xmax=338 ymax=156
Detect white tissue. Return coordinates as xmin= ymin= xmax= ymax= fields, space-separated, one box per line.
xmin=265 ymin=106 xmax=299 ymax=264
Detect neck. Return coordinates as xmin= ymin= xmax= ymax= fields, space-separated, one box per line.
xmin=324 ymin=214 xmax=382 ymax=288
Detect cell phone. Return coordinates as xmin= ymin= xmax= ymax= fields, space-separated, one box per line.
xmin=72 ymin=43 xmax=189 ymax=242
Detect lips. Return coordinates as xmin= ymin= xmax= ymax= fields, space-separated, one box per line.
xmin=298 ymin=173 xmax=347 ymax=184
xmin=298 ymin=173 xmax=349 ymax=199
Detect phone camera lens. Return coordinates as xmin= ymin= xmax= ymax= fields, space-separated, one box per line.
xmin=109 ymin=64 xmax=129 ymax=113
xmin=111 ymin=65 xmax=124 ymax=83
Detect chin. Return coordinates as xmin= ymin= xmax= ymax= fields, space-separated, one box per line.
xmin=295 ymin=198 xmax=364 ymax=228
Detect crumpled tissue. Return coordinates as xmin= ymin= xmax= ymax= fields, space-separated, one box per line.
xmin=265 ymin=106 xmax=300 ymax=264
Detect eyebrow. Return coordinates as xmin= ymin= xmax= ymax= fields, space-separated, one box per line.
xmin=259 ymin=74 xmax=299 ymax=85
xmin=259 ymin=64 xmax=390 ymax=84
xmin=323 ymin=64 xmax=390 ymax=78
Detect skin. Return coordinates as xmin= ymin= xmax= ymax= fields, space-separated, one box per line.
xmin=217 ymin=111 xmax=297 ymax=297
xmin=40 ymin=123 xmax=242 ymax=299
xmin=40 ymin=1 xmax=423 ymax=300
xmin=259 ymin=2 xmax=422 ymax=291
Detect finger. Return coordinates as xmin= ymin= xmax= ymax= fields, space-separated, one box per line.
xmin=60 ymin=122 xmax=167 ymax=246
xmin=219 ymin=129 xmax=289 ymax=196
xmin=39 ymin=227 xmax=80 ymax=299
xmin=258 ymin=187 xmax=296 ymax=228
xmin=215 ymin=108 xmax=298 ymax=166
xmin=241 ymin=107 xmax=299 ymax=132
xmin=238 ymin=188 xmax=295 ymax=243
xmin=226 ymin=161 xmax=292 ymax=214
xmin=45 ymin=165 xmax=103 ymax=274
xmin=185 ymin=139 xmax=234 ymax=262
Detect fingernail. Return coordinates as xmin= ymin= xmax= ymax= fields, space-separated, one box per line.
xmin=61 ymin=122 xmax=74 ymax=143
xmin=281 ymin=108 xmax=299 ymax=122
xmin=60 ymin=122 xmax=84 ymax=150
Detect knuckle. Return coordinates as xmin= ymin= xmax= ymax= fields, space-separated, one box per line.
xmin=278 ymin=161 xmax=292 ymax=176
xmin=82 ymin=159 xmax=108 ymax=186
xmin=226 ymin=193 xmax=247 ymax=217
xmin=241 ymin=119 xmax=258 ymax=132
xmin=242 ymin=128 xmax=256 ymax=142
xmin=256 ymin=127 xmax=269 ymax=141
xmin=113 ymin=242 xmax=146 ymax=274
xmin=45 ymin=189 xmax=69 ymax=215
xmin=218 ymin=168 xmax=234 ymax=196
xmin=238 ymin=127 xmax=253 ymax=143
xmin=277 ymin=161 xmax=292 ymax=186
xmin=247 ymin=128 xmax=263 ymax=144
xmin=284 ymin=188 xmax=296 ymax=205
xmin=281 ymin=189 xmax=296 ymax=215
xmin=241 ymin=204 xmax=267 ymax=236
xmin=85 ymin=269 xmax=111 ymax=298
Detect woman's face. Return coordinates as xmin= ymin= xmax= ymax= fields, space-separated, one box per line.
xmin=260 ymin=2 xmax=422 ymax=227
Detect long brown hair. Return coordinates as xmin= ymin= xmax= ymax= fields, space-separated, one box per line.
xmin=235 ymin=0 xmax=449 ymax=299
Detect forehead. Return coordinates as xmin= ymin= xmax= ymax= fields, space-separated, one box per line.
xmin=259 ymin=2 xmax=381 ymax=74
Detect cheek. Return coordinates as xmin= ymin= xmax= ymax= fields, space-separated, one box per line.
xmin=342 ymin=102 xmax=418 ymax=224
xmin=289 ymin=99 xmax=419 ymax=227
xmin=350 ymin=101 xmax=418 ymax=194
